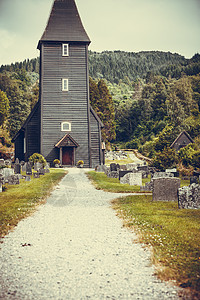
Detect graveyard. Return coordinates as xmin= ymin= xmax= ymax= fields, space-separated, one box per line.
xmin=88 ymin=151 xmax=200 ymax=293
xmin=0 ymin=158 xmax=66 ymax=238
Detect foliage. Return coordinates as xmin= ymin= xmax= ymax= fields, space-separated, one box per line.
xmin=53 ymin=159 xmax=60 ymax=166
xmin=0 ymin=90 xmax=10 ymax=126
xmin=125 ymin=139 xmax=139 ymax=149
xmin=89 ymin=78 xmax=116 ymax=142
xmin=178 ymin=143 xmax=200 ymax=169
xmin=150 ymin=147 xmax=178 ymax=171
xmin=29 ymin=153 xmax=47 ymax=167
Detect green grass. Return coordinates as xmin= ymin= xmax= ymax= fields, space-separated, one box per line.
xmin=87 ymin=171 xmax=144 ymax=193
xmin=112 ymin=195 xmax=200 ymax=293
xmin=0 ymin=169 xmax=66 ymax=238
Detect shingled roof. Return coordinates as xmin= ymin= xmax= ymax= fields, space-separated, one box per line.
xmin=37 ymin=0 xmax=90 ymax=49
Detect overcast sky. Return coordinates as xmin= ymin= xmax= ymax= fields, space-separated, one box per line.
xmin=0 ymin=0 xmax=200 ymax=65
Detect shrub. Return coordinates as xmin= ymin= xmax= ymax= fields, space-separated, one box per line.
xmin=150 ymin=147 xmax=178 ymax=171
xmin=77 ymin=160 xmax=84 ymax=166
xmin=125 ymin=139 xmax=139 ymax=149
xmin=29 ymin=153 xmax=47 ymax=167
xmin=53 ymin=159 xmax=60 ymax=166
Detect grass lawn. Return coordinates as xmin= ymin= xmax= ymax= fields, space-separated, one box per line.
xmin=0 ymin=169 xmax=66 ymax=238
xmin=87 ymin=171 xmax=143 ymax=193
xmin=88 ymin=171 xmax=200 ymax=295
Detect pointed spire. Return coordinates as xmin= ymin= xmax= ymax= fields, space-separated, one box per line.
xmin=38 ymin=0 xmax=90 ymax=49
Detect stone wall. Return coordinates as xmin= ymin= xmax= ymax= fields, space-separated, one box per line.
xmin=178 ymin=184 xmax=200 ymax=209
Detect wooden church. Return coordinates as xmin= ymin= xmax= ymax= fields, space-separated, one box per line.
xmin=13 ymin=0 xmax=103 ymax=168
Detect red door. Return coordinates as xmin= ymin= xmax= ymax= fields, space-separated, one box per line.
xmin=62 ymin=147 xmax=74 ymax=165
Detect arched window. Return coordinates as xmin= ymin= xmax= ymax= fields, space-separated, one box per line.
xmin=61 ymin=121 xmax=71 ymax=132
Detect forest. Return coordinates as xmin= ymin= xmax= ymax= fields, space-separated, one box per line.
xmin=0 ymin=50 xmax=200 ymax=172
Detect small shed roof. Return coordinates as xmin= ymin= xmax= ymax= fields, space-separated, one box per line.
xmin=55 ymin=134 xmax=79 ymax=148
xmin=170 ymin=131 xmax=194 ymax=148
xmin=37 ymin=0 xmax=90 ymax=49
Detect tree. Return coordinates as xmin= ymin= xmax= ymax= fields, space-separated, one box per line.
xmin=151 ymin=147 xmax=178 ymax=171
xmin=0 ymin=90 xmax=9 ymax=126
xmin=89 ymin=78 xmax=116 ymax=143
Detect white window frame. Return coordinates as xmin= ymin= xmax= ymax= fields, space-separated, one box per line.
xmin=62 ymin=44 xmax=69 ymax=56
xmin=62 ymin=78 xmax=68 ymax=91
xmin=61 ymin=121 xmax=71 ymax=132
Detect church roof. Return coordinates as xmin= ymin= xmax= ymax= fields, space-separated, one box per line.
xmin=55 ymin=134 xmax=79 ymax=148
xmin=37 ymin=0 xmax=90 ymax=49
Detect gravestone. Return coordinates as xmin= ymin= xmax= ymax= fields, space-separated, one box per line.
xmin=0 ymin=174 xmax=4 ymax=184
xmin=22 ymin=163 xmax=27 ymax=173
xmin=190 ymin=176 xmax=199 ymax=185
xmin=96 ymin=164 xmax=108 ymax=173
xmin=119 ymin=165 xmax=127 ymax=171
xmin=7 ymin=175 xmax=20 ymax=185
xmin=14 ymin=161 xmax=21 ymax=174
xmin=0 ymin=159 xmax=5 ymax=167
xmin=153 ymin=178 xmax=180 ymax=202
xmin=15 ymin=158 xmax=20 ymax=164
xmin=38 ymin=168 xmax=45 ymax=175
xmin=178 ymin=184 xmax=200 ymax=209
xmin=5 ymin=160 xmax=11 ymax=167
xmin=25 ymin=176 xmax=31 ymax=182
xmin=0 ymin=182 xmax=2 ymax=192
xmin=120 ymin=172 xmax=142 ymax=186
xmin=126 ymin=163 xmax=137 ymax=171
xmin=33 ymin=173 xmax=40 ymax=178
xmin=107 ymin=171 xmax=119 ymax=179
xmin=4 ymin=168 xmax=14 ymax=179
xmin=44 ymin=164 xmax=50 ymax=173
xmin=26 ymin=162 xmax=32 ymax=175
xmin=153 ymin=172 xmax=174 ymax=179
xmin=140 ymin=181 xmax=153 ymax=192
xmin=119 ymin=170 xmax=135 ymax=180
xmin=110 ymin=163 xmax=118 ymax=172
xmin=34 ymin=162 xmax=43 ymax=171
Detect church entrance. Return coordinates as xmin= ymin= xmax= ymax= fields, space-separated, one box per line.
xmin=62 ymin=147 xmax=74 ymax=165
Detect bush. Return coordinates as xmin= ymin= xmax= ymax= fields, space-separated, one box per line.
xmin=150 ymin=147 xmax=178 ymax=171
xmin=178 ymin=143 xmax=197 ymax=167
xmin=125 ymin=139 xmax=139 ymax=149
xmin=53 ymin=159 xmax=60 ymax=166
xmin=29 ymin=153 xmax=47 ymax=167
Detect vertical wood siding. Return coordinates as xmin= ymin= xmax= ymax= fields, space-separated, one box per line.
xmin=26 ymin=104 xmax=40 ymax=160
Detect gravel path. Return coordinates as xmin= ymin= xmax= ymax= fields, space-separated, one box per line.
xmin=0 ymin=168 xmax=187 ymax=299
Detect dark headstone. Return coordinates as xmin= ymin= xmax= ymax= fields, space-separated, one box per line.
xmin=190 ymin=176 xmax=199 ymax=184
xmin=26 ymin=162 xmax=32 ymax=175
xmin=153 ymin=178 xmax=180 ymax=202
xmin=38 ymin=168 xmax=45 ymax=175
xmin=14 ymin=163 xmax=21 ymax=174
xmin=119 ymin=170 xmax=135 ymax=180
xmin=110 ymin=163 xmax=117 ymax=172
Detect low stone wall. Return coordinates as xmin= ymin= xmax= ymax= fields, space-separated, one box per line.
xmin=178 ymin=184 xmax=200 ymax=209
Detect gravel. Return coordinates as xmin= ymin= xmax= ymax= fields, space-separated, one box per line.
xmin=0 ymin=168 xmax=188 ymax=299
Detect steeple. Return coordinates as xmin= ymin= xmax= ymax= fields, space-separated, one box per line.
xmin=37 ymin=0 xmax=90 ymax=49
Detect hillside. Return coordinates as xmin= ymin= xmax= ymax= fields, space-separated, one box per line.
xmin=1 ymin=50 xmax=198 ymax=84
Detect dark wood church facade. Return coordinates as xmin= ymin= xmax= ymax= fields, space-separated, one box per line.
xmin=13 ymin=0 xmax=103 ymax=168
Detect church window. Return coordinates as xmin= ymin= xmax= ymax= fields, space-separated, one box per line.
xmin=61 ymin=121 xmax=71 ymax=132
xmin=62 ymin=79 xmax=68 ymax=91
xmin=62 ymin=44 xmax=69 ymax=56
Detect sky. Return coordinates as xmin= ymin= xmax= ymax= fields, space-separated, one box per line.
xmin=0 ymin=0 xmax=200 ymax=65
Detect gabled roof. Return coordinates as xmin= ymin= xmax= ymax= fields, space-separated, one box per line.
xmin=55 ymin=134 xmax=79 ymax=148
xmin=170 ymin=131 xmax=194 ymax=148
xmin=11 ymin=101 xmax=40 ymax=142
xmin=37 ymin=0 xmax=90 ymax=49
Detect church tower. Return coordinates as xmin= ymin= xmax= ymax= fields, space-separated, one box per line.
xmin=13 ymin=0 xmax=103 ymax=167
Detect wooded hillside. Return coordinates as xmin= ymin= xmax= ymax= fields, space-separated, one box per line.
xmin=0 ymin=50 xmax=200 ymax=168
